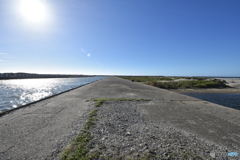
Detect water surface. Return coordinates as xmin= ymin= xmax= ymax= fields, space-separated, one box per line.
xmin=182 ymin=93 xmax=240 ymax=110
xmin=0 ymin=77 xmax=105 ymax=112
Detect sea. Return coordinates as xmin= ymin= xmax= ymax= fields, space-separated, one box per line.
xmin=0 ymin=77 xmax=105 ymax=112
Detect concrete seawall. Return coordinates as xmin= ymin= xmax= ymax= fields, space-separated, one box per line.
xmin=1 ymin=77 xmax=240 ymax=159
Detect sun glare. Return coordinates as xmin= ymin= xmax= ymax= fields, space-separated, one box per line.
xmin=19 ymin=0 xmax=48 ymax=24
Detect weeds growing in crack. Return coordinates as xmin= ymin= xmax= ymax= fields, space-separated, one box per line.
xmin=91 ymin=98 xmax=151 ymax=107
xmin=61 ymin=109 xmax=98 ymax=160
xmin=61 ymin=98 xmax=151 ymax=160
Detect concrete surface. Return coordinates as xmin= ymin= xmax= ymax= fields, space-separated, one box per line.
xmin=1 ymin=77 xmax=240 ymax=159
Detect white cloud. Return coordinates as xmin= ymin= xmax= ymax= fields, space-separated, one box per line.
xmin=81 ymin=48 xmax=86 ymax=53
xmin=0 ymin=52 xmax=7 ymax=55
xmin=87 ymin=53 xmax=91 ymax=57
xmin=0 ymin=59 xmax=5 ymax=62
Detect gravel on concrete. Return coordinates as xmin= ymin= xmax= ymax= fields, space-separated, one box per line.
xmin=81 ymin=100 xmax=235 ymax=159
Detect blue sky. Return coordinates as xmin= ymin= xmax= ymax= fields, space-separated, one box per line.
xmin=0 ymin=0 xmax=239 ymax=76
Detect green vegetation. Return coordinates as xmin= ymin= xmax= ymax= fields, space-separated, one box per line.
xmin=61 ymin=98 xmax=151 ymax=160
xmin=179 ymin=100 xmax=186 ymax=104
xmin=61 ymin=109 xmax=99 ymax=160
xmin=119 ymin=76 xmax=229 ymax=89
xmin=119 ymin=76 xmax=174 ymax=82
xmin=191 ymin=106 xmax=200 ymax=110
xmin=148 ymin=79 xmax=228 ymax=89
xmin=91 ymin=98 xmax=151 ymax=107
xmin=62 ymin=97 xmax=205 ymax=159
xmin=184 ymin=77 xmax=208 ymax=81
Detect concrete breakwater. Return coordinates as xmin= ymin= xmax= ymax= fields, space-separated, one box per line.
xmin=1 ymin=77 xmax=240 ymax=159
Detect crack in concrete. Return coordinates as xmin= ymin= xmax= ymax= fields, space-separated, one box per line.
xmin=0 ymin=145 xmax=14 ymax=154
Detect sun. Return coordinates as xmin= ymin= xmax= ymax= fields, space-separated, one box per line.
xmin=19 ymin=0 xmax=48 ymax=24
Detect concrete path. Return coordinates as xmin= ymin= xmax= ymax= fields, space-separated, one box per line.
xmin=1 ymin=77 xmax=240 ymax=159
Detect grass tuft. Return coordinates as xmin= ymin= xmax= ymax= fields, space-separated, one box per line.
xmin=192 ymin=106 xmax=200 ymax=110
xmin=88 ymin=109 xmax=97 ymax=117
xmin=179 ymin=100 xmax=185 ymax=104
xmin=91 ymin=98 xmax=151 ymax=107
xmin=61 ymin=109 xmax=99 ymax=160
xmin=61 ymin=98 xmax=151 ymax=160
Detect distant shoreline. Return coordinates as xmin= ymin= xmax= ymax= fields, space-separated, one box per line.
xmin=120 ymin=76 xmax=234 ymax=89
xmin=172 ymin=78 xmax=240 ymax=94
xmin=172 ymin=88 xmax=240 ymax=94
xmin=0 ymin=76 xmax=91 ymax=80
xmin=0 ymin=72 xmax=108 ymax=80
